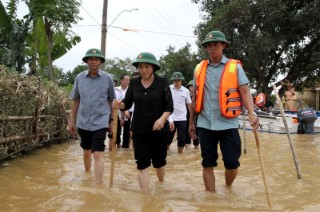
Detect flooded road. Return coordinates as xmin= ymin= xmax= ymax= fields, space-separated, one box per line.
xmin=0 ymin=131 xmax=319 ymax=211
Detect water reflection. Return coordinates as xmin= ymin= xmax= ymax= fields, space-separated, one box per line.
xmin=0 ymin=131 xmax=319 ymax=211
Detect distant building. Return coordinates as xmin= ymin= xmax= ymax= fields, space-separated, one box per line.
xmin=296 ymin=85 xmax=320 ymax=111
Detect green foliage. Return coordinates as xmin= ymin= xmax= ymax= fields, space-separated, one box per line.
xmin=52 ymin=32 xmax=81 ymax=61
xmin=27 ymin=0 xmax=81 ymax=28
xmin=158 ymin=44 xmax=199 ymax=86
xmin=58 ymin=64 xmax=87 ymax=86
xmin=0 ymin=0 xmax=32 ymax=73
xmin=25 ymin=0 xmax=82 ymax=83
xmin=59 ymin=83 xmax=73 ymax=94
xmin=104 ymin=57 xmax=135 ymax=81
xmin=193 ymin=0 xmax=320 ymax=96
xmin=0 ymin=1 xmax=12 ymax=32
xmin=0 ymin=0 xmax=82 ymax=81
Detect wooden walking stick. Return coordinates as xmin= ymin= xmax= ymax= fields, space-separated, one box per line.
xmin=109 ymin=109 xmax=118 ymax=188
xmin=242 ymin=107 xmax=247 ymax=154
xmin=248 ymin=109 xmax=272 ymax=209
xmin=272 ymin=84 xmax=302 ymax=179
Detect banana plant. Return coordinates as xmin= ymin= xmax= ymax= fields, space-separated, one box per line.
xmin=1 ymin=0 xmax=81 ymax=81
xmin=0 ymin=0 xmax=31 ymax=73
xmin=25 ymin=0 xmax=82 ymax=83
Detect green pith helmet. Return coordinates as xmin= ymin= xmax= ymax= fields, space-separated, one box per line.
xmin=131 ymin=52 xmax=160 ymax=71
xmin=170 ymin=72 xmax=185 ymax=81
xmin=187 ymin=80 xmax=194 ymax=88
xmin=82 ymin=48 xmax=105 ymax=63
xmin=202 ymin=31 xmax=230 ymax=48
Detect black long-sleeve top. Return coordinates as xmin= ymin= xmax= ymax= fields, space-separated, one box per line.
xmin=122 ymin=74 xmax=173 ymax=134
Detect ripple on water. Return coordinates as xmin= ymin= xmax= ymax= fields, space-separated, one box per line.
xmin=1 ymin=133 xmax=320 ymax=211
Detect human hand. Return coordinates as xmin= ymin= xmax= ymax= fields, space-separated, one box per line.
xmin=107 ymin=127 xmax=113 ymax=138
xmin=169 ymin=122 xmax=174 ymax=131
xmin=68 ymin=122 xmax=77 ymax=135
xmin=124 ymin=111 xmax=131 ymax=119
xmin=188 ymin=123 xmax=197 ymax=140
xmin=153 ymin=118 xmax=165 ymax=131
xmin=249 ymin=112 xmax=259 ymax=131
xmin=113 ymin=99 xmax=122 ymax=109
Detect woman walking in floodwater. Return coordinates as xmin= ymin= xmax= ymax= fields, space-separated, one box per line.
xmin=113 ymin=52 xmax=173 ymax=193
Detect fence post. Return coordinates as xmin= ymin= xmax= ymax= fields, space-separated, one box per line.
xmin=32 ymin=77 xmax=41 ymax=144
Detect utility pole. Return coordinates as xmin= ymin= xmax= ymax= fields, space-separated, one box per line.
xmin=100 ymin=0 xmax=108 ymax=70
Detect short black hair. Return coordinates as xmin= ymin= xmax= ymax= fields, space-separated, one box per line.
xmin=120 ymin=73 xmax=129 ymax=80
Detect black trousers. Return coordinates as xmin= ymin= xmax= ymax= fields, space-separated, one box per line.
xmin=116 ymin=115 xmax=131 ymax=148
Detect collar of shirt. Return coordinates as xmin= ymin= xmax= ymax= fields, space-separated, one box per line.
xmin=208 ymin=55 xmax=228 ymax=66
xmin=116 ymin=86 xmax=128 ymax=92
xmin=170 ymin=84 xmax=183 ymax=91
xmin=85 ymin=69 xmax=102 ymax=77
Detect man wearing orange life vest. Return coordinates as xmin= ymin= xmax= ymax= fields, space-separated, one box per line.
xmin=188 ymin=31 xmax=259 ymax=192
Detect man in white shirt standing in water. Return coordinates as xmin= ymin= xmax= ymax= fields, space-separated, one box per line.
xmin=167 ymin=72 xmax=192 ymax=153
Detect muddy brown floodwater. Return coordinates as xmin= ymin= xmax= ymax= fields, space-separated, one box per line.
xmin=0 ymin=131 xmax=319 ymax=211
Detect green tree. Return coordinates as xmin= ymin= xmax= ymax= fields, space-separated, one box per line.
xmin=158 ymin=44 xmax=199 ymax=85
xmin=59 ymin=64 xmax=87 ymax=86
xmin=104 ymin=57 xmax=135 ymax=80
xmin=192 ymin=0 xmax=320 ymax=96
xmin=1 ymin=0 xmax=81 ymax=79
xmin=25 ymin=0 xmax=81 ymax=82
xmin=58 ymin=57 xmax=135 ymax=87
xmin=0 ymin=0 xmax=31 ymax=73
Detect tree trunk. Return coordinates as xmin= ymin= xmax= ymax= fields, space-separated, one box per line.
xmin=45 ymin=18 xmax=56 ymax=83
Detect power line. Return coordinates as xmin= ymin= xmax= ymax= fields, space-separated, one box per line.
xmin=80 ymin=5 xmax=100 ymax=26
xmin=132 ymin=0 xmax=176 ymax=43
xmin=107 ymin=31 xmax=141 ymax=53
xmin=110 ymin=25 xmax=194 ymax=38
xmin=73 ymin=24 xmax=100 ymax=27
xmin=148 ymin=1 xmax=187 ymax=45
xmin=73 ymin=24 xmax=194 ymax=38
xmin=93 ymin=0 xmax=102 ymax=8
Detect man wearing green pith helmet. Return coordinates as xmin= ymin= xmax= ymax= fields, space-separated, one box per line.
xmin=113 ymin=52 xmax=173 ymax=193
xmin=188 ymin=31 xmax=259 ymax=192
xmin=166 ymin=72 xmax=192 ymax=154
xmin=185 ymin=80 xmax=199 ymax=149
xmin=68 ymin=48 xmax=115 ymax=184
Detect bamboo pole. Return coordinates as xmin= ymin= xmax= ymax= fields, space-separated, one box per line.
xmin=109 ymin=110 xmax=118 ymax=188
xmin=242 ymin=108 xmax=247 ymax=154
xmin=253 ymin=130 xmax=272 ymax=209
xmin=248 ymin=109 xmax=272 ymax=209
xmin=272 ymin=84 xmax=302 ymax=179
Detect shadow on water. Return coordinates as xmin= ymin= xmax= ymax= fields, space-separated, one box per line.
xmin=0 ymin=131 xmax=319 ymax=211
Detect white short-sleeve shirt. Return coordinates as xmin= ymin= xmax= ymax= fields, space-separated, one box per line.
xmin=169 ymin=84 xmax=192 ymax=121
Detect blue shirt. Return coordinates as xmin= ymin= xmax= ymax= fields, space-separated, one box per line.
xmin=70 ymin=70 xmax=115 ymax=131
xmin=196 ymin=56 xmax=249 ymax=130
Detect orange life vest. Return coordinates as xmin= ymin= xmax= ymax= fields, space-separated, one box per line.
xmin=255 ymin=93 xmax=266 ymax=106
xmin=194 ymin=60 xmax=208 ymax=113
xmin=194 ymin=59 xmax=242 ymax=118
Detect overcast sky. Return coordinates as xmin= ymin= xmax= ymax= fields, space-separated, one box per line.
xmin=4 ymin=0 xmax=203 ymax=72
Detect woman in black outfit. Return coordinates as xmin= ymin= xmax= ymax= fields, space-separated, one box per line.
xmin=113 ymin=52 xmax=173 ymax=192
